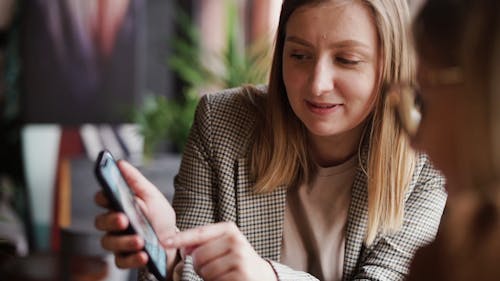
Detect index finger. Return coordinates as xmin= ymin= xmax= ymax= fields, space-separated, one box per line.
xmin=164 ymin=222 xmax=238 ymax=249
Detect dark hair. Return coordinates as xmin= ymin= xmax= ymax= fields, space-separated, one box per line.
xmin=413 ymin=0 xmax=500 ymax=68
xmin=412 ymin=0 xmax=468 ymax=67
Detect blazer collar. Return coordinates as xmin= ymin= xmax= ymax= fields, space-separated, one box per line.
xmin=342 ymin=164 xmax=369 ymax=280
xmin=235 ymin=148 xmax=370 ymax=277
xmin=235 ymin=157 xmax=287 ymax=261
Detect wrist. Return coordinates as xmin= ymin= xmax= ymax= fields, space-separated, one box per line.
xmin=165 ymin=248 xmax=180 ymax=280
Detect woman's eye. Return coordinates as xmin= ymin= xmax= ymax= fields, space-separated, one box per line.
xmin=336 ymin=57 xmax=360 ymax=65
xmin=290 ymin=53 xmax=310 ymax=60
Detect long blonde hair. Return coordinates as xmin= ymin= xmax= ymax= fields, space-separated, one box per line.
xmin=249 ymin=0 xmax=416 ymax=245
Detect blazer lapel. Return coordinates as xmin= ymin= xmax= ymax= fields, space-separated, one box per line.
xmin=235 ymin=157 xmax=287 ymax=261
xmin=342 ymin=160 xmax=369 ymax=280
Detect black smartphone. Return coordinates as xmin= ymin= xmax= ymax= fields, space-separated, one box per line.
xmin=94 ymin=150 xmax=167 ymax=280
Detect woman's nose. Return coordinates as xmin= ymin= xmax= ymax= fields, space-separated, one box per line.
xmin=311 ymin=57 xmax=335 ymax=96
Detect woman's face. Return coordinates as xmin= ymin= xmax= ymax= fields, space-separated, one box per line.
xmin=282 ymin=1 xmax=380 ymax=141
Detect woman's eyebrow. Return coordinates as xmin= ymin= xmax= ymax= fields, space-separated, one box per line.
xmin=285 ymin=36 xmax=314 ymax=48
xmin=330 ymin=39 xmax=371 ymax=51
xmin=285 ymin=36 xmax=371 ymax=52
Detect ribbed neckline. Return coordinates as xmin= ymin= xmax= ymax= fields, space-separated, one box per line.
xmin=316 ymin=154 xmax=358 ymax=177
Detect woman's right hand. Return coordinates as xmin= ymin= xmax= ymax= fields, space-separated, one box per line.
xmin=94 ymin=160 xmax=178 ymax=271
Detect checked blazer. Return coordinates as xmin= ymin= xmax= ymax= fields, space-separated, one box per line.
xmin=140 ymin=86 xmax=447 ymax=281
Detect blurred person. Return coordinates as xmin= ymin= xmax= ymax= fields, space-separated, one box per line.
xmin=387 ymin=0 xmax=500 ymax=280
xmin=0 ymin=0 xmax=15 ymax=31
xmin=22 ymin=0 xmax=140 ymax=123
xmin=95 ymin=0 xmax=447 ymax=280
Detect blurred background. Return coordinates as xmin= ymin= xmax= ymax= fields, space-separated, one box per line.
xmin=0 ymin=0 xmax=423 ymax=280
xmin=0 ymin=0 xmax=279 ymax=280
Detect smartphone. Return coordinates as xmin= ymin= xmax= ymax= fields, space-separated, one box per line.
xmin=94 ymin=150 xmax=167 ymax=280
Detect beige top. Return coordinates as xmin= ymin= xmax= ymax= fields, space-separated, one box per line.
xmin=281 ymin=156 xmax=358 ymax=281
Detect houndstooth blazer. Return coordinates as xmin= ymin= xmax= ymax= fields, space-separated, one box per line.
xmin=140 ymin=86 xmax=447 ymax=281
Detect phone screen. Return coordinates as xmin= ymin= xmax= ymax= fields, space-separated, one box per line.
xmin=95 ymin=150 xmax=167 ymax=280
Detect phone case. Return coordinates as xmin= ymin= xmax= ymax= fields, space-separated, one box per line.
xmin=94 ymin=150 xmax=167 ymax=280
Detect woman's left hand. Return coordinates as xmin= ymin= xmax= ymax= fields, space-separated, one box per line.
xmin=165 ymin=222 xmax=277 ymax=281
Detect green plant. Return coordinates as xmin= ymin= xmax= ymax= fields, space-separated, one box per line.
xmin=205 ymin=1 xmax=271 ymax=89
xmin=134 ymin=89 xmax=199 ymax=159
xmin=135 ymin=1 xmax=271 ymax=154
xmin=133 ymin=94 xmax=169 ymax=161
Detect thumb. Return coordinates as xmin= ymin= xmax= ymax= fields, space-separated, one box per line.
xmin=117 ymin=160 xmax=160 ymax=203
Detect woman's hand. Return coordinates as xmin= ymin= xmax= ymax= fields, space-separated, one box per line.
xmin=94 ymin=160 xmax=178 ymax=272
xmin=165 ymin=222 xmax=277 ymax=281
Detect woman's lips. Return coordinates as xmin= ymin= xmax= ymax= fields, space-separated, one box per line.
xmin=306 ymin=100 xmax=343 ymax=114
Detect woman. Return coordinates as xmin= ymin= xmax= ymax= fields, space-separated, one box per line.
xmin=387 ymin=0 xmax=500 ymax=280
xmin=95 ymin=1 xmax=446 ymax=280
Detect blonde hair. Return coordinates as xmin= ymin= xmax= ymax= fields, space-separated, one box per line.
xmin=249 ymin=0 xmax=416 ymax=245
